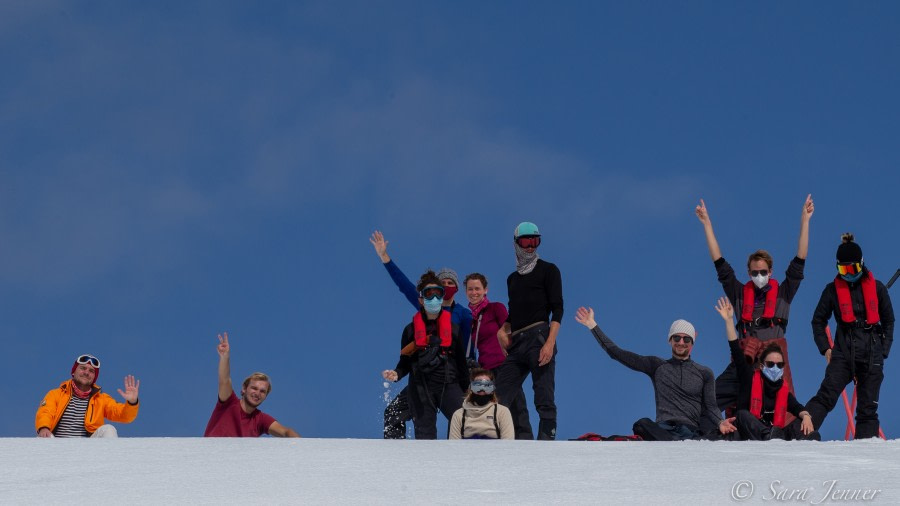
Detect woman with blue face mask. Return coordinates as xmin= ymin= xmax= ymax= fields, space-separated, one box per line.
xmin=715 ymin=298 xmax=818 ymax=440
xmin=382 ymin=270 xmax=469 ymax=439
xmin=805 ymin=233 xmax=895 ymax=439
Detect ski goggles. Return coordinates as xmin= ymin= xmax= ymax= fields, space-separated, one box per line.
xmin=471 ymin=379 xmax=495 ymax=394
xmin=515 ymin=235 xmax=541 ymax=249
xmin=670 ymin=335 xmax=694 ymax=345
xmin=420 ymin=286 xmax=445 ymax=300
xmin=836 ymin=262 xmax=862 ymax=276
xmin=76 ymin=354 xmax=100 ymax=368
xmin=764 ymin=361 xmax=785 ymax=369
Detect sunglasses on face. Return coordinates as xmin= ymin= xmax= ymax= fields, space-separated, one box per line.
xmin=515 ymin=235 xmax=541 ymax=249
xmin=77 ymin=354 xmax=100 ymax=368
xmin=470 ymin=379 xmax=495 ymax=394
xmin=420 ymin=286 xmax=445 ymax=300
xmin=764 ymin=361 xmax=785 ymax=369
xmin=670 ymin=335 xmax=694 ymax=345
xmin=837 ymin=262 xmax=862 ymax=276
xmin=749 ymin=269 xmax=769 ymax=277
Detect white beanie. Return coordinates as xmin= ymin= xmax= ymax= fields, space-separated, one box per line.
xmin=668 ymin=319 xmax=696 ymax=341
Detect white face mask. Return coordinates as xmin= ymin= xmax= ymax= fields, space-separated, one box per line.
xmin=752 ymin=274 xmax=770 ymax=289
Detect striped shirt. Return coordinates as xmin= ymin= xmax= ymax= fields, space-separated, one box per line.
xmin=53 ymin=396 xmax=90 ymax=438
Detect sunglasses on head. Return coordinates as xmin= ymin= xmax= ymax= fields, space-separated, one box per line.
xmin=670 ymin=335 xmax=693 ymax=344
xmin=76 ymin=354 xmax=100 ymax=368
xmin=837 ymin=262 xmax=862 ymax=276
xmin=764 ymin=361 xmax=785 ymax=369
xmin=470 ymin=379 xmax=495 ymax=394
xmin=515 ymin=235 xmax=541 ymax=249
xmin=420 ymin=286 xmax=445 ymax=300
xmin=749 ymin=269 xmax=769 ymax=277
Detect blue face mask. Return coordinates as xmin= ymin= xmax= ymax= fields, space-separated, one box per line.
xmin=423 ymin=297 xmax=443 ymax=314
xmin=762 ymin=365 xmax=784 ymax=382
xmin=840 ymin=271 xmax=864 ymax=283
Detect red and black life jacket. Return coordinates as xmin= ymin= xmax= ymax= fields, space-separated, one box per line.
xmin=750 ymin=369 xmax=789 ymax=428
xmin=741 ymin=279 xmax=779 ymax=322
xmin=413 ymin=310 xmax=453 ymax=348
xmin=834 ymin=272 xmax=880 ymax=325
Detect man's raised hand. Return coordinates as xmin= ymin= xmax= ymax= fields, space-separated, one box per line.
xmin=574 ymin=306 xmax=597 ymax=329
xmin=217 ymin=332 xmax=230 ymax=356
xmin=117 ymin=375 xmax=140 ymax=404
xmin=801 ymin=194 xmax=814 ymax=222
xmin=695 ymin=199 xmax=711 ymax=225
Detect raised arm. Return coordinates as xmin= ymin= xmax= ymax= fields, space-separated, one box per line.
xmin=796 ymin=194 xmax=814 ymax=260
xmin=369 ymin=230 xmax=392 ymax=264
xmin=695 ymin=199 xmax=723 ymax=262
xmin=370 ymin=230 xmax=419 ymax=308
xmin=217 ymin=332 xmax=232 ymax=402
xmin=715 ymin=297 xmax=738 ymax=343
xmin=575 ymin=307 xmax=661 ymax=375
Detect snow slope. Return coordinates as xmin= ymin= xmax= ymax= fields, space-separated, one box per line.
xmin=2 ymin=438 xmax=898 ymax=505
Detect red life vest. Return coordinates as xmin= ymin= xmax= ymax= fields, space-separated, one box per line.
xmin=741 ymin=279 xmax=778 ymax=322
xmin=749 ymin=369 xmax=789 ymax=428
xmin=413 ymin=310 xmax=453 ymax=348
xmin=834 ymin=272 xmax=880 ymax=325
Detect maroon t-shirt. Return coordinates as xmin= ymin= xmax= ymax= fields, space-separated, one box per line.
xmin=203 ymin=391 xmax=276 ymax=437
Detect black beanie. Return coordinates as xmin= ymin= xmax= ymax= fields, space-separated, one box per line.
xmin=836 ymin=233 xmax=863 ymax=263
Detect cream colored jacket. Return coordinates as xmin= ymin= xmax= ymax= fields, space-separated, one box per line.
xmin=449 ymin=400 xmax=514 ymax=439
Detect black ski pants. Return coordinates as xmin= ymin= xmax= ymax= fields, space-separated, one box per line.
xmin=734 ymin=409 xmax=819 ymax=441
xmin=805 ymin=334 xmax=885 ymax=439
xmin=632 ymin=418 xmax=700 ymax=441
xmin=383 ymin=387 xmax=411 ymax=439
xmin=408 ymin=373 xmax=464 ymax=440
xmin=496 ymin=324 xmax=557 ymax=440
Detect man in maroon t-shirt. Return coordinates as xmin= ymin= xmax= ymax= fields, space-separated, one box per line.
xmin=203 ymin=332 xmax=300 ymax=437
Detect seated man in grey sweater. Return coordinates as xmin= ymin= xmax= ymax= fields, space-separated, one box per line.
xmin=575 ymin=306 xmax=736 ymax=441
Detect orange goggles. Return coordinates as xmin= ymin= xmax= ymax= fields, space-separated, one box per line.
xmin=837 ymin=262 xmax=862 ymax=276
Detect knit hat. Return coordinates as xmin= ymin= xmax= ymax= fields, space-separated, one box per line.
xmin=71 ymin=355 xmax=100 ymax=383
xmin=514 ymin=222 xmax=541 ymax=238
xmin=437 ymin=267 xmax=459 ymax=287
xmin=668 ymin=320 xmax=696 ymax=341
xmin=836 ymin=233 xmax=863 ymax=263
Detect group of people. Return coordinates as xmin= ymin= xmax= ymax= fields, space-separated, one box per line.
xmin=35 ymin=332 xmax=301 ymax=438
xmin=33 ymin=195 xmax=894 ymax=441
xmin=372 ymin=221 xmax=562 ymax=441
xmin=375 ymin=194 xmax=894 ymax=442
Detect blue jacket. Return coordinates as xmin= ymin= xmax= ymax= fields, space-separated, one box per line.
xmin=383 ymin=260 xmax=474 ymax=359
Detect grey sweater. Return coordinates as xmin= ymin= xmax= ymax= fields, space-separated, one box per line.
xmin=591 ymin=326 xmax=722 ymax=431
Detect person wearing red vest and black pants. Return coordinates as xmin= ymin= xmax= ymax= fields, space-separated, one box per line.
xmin=382 ymin=270 xmax=469 ymax=439
xmin=806 ymin=234 xmax=895 ymax=439
xmin=695 ymin=195 xmax=814 ymax=412
xmin=714 ymin=297 xmax=817 ymax=440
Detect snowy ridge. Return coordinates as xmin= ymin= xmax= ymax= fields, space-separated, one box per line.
xmin=2 ymin=438 xmax=898 ymax=505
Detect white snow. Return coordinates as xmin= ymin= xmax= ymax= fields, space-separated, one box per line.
xmin=2 ymin=438 xmax=899 ymax=505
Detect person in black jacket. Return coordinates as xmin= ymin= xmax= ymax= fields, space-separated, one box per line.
xmin=382 ymin=270 xmax=469 ymax=439
xmin=714 ymin=297 xmax=817 ymax=440
xmin=496 ymin=222 xmax=563 ymax=440
xmin=695 ymin=195 xmax=814 ymax=412
xmin=805 ymin=234 xmax=895 ymax=439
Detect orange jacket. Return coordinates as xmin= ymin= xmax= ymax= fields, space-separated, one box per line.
xmin=35 ymin=380 xmax=139 ymax=435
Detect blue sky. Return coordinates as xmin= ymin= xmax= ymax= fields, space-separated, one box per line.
xmin=2 ymin=1 xmax=898 ymax=440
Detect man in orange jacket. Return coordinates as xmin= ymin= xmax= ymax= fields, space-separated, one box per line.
xmin=35 ymin=354 xmax=140 ymax=437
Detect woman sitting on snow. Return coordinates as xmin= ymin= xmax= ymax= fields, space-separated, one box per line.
xmin=449 ymin=368 xmax=514 ymax=439
xmin=714 ymin=297 xmax=818 ymax=440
